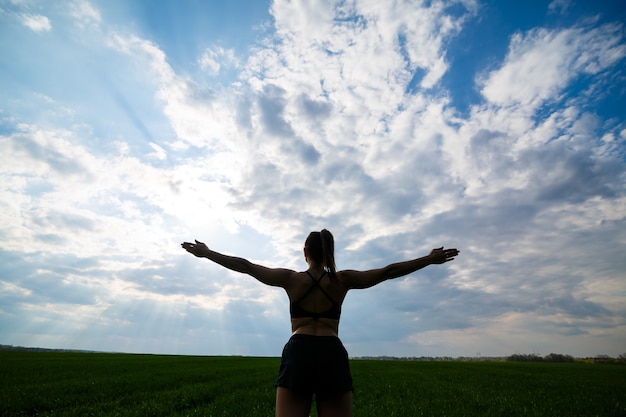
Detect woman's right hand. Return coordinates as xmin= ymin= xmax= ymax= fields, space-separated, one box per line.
xmin=181 ymin=240 xmax=210 ymax=257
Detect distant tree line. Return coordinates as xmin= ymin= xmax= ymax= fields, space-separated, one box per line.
xmin=0 ymin=344 xmax=93 ymax=353
xmin=507 ymin=353 xmax=574 ymax=363
xmin=592 ymin=354 xmax=626 ymax=365
xmin=3 ymin=345 xmax=625 ymax=364
xmin=507 ymin=352 xmax=626 ymax=364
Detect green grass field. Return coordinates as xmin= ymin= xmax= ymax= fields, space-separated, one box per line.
xmin=1 ymin=351 xmax=624 ymax=416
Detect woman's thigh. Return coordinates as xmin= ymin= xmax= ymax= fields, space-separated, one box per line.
xmin=316 ymin=391 xmax=353 ymax=417
xmin=275 ymin=387 xmax=312 ymax=417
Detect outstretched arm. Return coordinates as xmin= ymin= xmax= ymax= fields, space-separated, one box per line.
xmin=181 ymin=240 xmax=294 ymax=288
xmin=340 ymin=247 xmax=459 ymax=289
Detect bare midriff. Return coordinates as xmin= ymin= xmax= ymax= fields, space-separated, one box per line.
xmin=291 ymin=317 xmax=339 ymax=337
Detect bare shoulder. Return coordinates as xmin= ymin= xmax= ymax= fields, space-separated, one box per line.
xmin=336 ymin=268 xmax=387 ymax=290
xmin=247 ymin=264 xmax=300 ymax=289
xmin=335 ymin=269 xmax=364 ymax=288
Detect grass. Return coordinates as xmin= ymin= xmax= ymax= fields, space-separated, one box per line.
xmin=1 ymin=351 xmax=624 ymax=416
xmin=351 ymin=360 xmax=625 ymax=416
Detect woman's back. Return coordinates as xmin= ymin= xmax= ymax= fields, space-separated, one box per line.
xmin=288 ymin=269 xmax=348 ymax=336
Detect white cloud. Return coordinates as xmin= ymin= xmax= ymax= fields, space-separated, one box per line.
xmin=147 ymin=142 xmax=166 ymax=160
xmin=20 ymin=13 xmax=51 ymax=32
xmin=199 ymin=46 xmax=240 ymax=76
xmin=479 ymin=23 xmax=626 ymax=110
xmin=69 ymin=0 xmax=101 ymax=29
xmin=548 ymin=0 xmax=572 ymax=15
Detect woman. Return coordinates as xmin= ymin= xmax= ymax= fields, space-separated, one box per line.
xmin=182 ymin=229 xmax=458 ymax=417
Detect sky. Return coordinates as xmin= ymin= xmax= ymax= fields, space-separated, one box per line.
xmin=1 ymin=0 xmax=625 ymax=359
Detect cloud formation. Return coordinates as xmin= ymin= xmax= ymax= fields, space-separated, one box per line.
xmin=0 ymin=0 xmax=624 ymax=358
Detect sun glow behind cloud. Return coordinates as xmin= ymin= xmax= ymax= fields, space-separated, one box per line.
xmin=0 ymin=0 xmax=625 ymax=357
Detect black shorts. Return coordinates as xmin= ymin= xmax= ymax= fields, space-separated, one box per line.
xmin=275 ymin=334 xmax=353 ymax=399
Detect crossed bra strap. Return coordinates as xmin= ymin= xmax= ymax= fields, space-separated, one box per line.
xmin=289 ymin=271 xmax=342 ymax=320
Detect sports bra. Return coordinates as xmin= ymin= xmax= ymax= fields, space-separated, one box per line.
xmin=290 ymin=271 xmax=342 ymax=320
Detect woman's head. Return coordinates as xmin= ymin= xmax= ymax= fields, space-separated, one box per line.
xmin=305 ymin=229 xmax=336 ymax=277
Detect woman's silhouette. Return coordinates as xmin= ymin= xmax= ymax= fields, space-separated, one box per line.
xmin=182 ymin=229 xmax=459 ymax=417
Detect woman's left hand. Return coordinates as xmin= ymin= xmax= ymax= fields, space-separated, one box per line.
xmin=428 ymin=247 xmax=459 ymax=264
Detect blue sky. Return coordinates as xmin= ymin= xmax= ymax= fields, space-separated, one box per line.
xmin=1 ymin=0 xmax=625 ymax=358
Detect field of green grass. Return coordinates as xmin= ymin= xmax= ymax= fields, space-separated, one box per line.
xmin=1 ymin=351 xmax=624 ymax=416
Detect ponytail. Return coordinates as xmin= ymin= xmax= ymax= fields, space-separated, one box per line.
xmin=320 ymin=229 xmax=337 ymax=280
xmin=305 ymin=229 xmax=337 ymax=281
